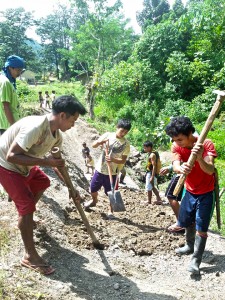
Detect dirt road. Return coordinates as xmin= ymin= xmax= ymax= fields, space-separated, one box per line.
xmin=0 ymin=118 xmax=224 ymax=300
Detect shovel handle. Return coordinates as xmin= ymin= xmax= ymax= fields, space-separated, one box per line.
xmin=51 ymin=147 xmax=100 ymax=246
xmin=173 ymin=90 xmax=225 ymax=196
xmin=105 ymin=144 xmax=114 ymax=191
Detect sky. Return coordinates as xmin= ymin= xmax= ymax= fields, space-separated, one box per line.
xmin=0 ymin=0 xmax=186 ymax=37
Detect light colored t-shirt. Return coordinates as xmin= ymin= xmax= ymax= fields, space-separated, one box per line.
xmin=95 ymin=132 xmax=130 ymax=175
xmin=0 ymin=114 xmax=62 ymax=176
xmin=50 ymin=93 xmax=56 ymax=101
xmin=0 ymin=74 xmax=20 ymax=130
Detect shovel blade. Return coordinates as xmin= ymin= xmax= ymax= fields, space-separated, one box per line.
xmin=107 ymin=190 xmax=126 ymax=212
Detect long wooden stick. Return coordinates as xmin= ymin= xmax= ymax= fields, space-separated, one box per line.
xmin=173 ymin=90 xmax=225 ymax=196
xmin=214 ymin=169 xmax=221 ymax=229
xmin=51 ymin=147 xmax=102 ymax=248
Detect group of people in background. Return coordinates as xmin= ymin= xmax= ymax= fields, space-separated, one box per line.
xmin=0 ymin=54 xmax=220 ymax=277
xmin=38 ymin=90 xmax=56 ymax=109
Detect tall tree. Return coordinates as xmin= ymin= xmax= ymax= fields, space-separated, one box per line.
xmin=36 ymin=4 xmax=75 ymax=79
xmin=172 ymin=0 xmax=185 ymax=19
xmin=0 ymin=8 xmax=36 ymax=68
xmin=68 ymin=0 xmax=136 ymax=118
xmin=137 ymin=0 xmax=170 ymax=30
xmin=179 ymin=0 xmax=225 ymax=68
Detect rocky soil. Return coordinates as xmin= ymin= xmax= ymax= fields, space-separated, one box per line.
xmin=0 ymin=118 xmax=225 ymax=300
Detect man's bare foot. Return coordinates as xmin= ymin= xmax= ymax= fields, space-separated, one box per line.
xmin=21 ymin=258 xmax=55 ymax=275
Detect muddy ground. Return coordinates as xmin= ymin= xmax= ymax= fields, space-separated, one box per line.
xmin=0 ymin=117 xmax=225 ymax=300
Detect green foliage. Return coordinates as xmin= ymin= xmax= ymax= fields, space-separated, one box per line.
xmin=212 ymin=64 xmax=225 ymax=89
xmin=165 ymin=51 xmax=214 ymax=100
xmin=66 ymin=0 xmax=135 ymax=81
xmin=0 ymin=229 xmax=9 ymax=254
xmin=147 ymin=120 xmax=171 ymax=150
xmin=15 ymin=81 xmax=86 ymax=119
xmin=17 ymin=81 xmax=34 ymax=98
xmin=0 ymin=8 xmax=37 ymax=66
xmin=180 ymin=0 xmax=225 ymax=68
xmin=134 ymin=20 xmax=185 ymax=79
xmin=206 ymin=119 xmax=225 ymax=160
xmin=137 ymin=0 xmax=170 ymax=29
xmin=121 ymin=100 xmax=162 ymax=148
xmin=96 ymin=61 xmax=141 ymax=102
xmin=210 ymin=159 xmax=225 ymax=235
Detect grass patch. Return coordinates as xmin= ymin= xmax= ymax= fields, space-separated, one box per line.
xmin=0 ymin=226 xmax=10 ymax=255
xmin=210 ymin=160 xmax=225 ymax=235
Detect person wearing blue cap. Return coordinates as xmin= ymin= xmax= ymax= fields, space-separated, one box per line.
xmin=0 ymin=55 xmax=25 ymax=135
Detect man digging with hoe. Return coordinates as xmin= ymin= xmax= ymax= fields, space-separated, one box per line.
xmin=166 ymin=116 xmax=217 ymax=275
xmin=0 ymin=95 xmax=86 ymax=275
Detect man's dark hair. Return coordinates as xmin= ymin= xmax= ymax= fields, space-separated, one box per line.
xmin=116 ymin=119 xmax=131 ymax=131
xmin=165 ymin=116 xmax=195 ymax=137
xmin=52 ymin=95 xmax=87 ymax=116
xmin=143 ymin=140 xmax=153 ymax=148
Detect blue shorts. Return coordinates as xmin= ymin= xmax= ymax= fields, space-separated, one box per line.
xmin=145 ymin=172 xmax=158 ymax=191
xmin=178 ymin=189 xmax=215 ymax=232
xmin=90 ymin=170 xmax=116 ymax=195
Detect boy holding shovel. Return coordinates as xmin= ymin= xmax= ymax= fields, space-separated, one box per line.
xmin=84 ymin=119 xmax=131 ymax=219
xmin=165 ymin=116 xmax=217 ymax=275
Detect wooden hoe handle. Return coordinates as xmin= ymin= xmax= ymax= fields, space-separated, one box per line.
xmin=51 ymin=147 xmax=100 ymax=247
xmin=173 ymin=90 xmax=225 ymax=196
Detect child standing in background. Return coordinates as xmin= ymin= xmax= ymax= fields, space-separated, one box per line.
xmin=38 ymin=91 xmax=44 ymax=108
xmin=44 ymin=91 xmax=50 ymax=109
xmin=50 ymin=91 xmax=56 ymax=104
xmin=86 ymin=154 xmax=95 ymax=175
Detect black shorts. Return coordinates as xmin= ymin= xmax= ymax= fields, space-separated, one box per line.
xmin=165 ymin=175 xmax=184 ymax=201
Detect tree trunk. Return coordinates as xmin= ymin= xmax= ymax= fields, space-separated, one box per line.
xmin=85 ymin=77 xmax=98 ymax=120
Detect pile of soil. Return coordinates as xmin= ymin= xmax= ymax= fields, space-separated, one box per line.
xmin=0 ymin=117 xmax=225 ymax=300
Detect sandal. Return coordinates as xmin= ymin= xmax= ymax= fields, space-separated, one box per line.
xmin=84 ymin=200 xmax=97 ymax=210
xmin=167 ymin=223 xmax=185 ymax=233
xmin=107 ymin=213 xmax=116 ymax=220
xmin=21 ymin=259 xmax=55 ymax=275
xmin=152 ymin=200 xmax=163 ymax=205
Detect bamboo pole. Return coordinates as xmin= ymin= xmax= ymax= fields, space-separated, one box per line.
xmin=51 ymin=147 xmax=103 ymax=249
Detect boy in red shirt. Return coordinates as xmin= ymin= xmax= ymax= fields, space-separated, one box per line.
xmin=165 ymin=116 xmax=217 ymax=275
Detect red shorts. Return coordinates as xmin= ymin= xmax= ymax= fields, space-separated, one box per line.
xmin=0 ymin=165 xmax=50 ymax=216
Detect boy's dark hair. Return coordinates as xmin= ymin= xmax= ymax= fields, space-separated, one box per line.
xmin=52 ymin=95 xmax=87 ymax=116
xmin=117 ymin=119 xmax=131 ymax=131
xmin=52 ymin=90 xmax=55 ymax=93
xmin=143 ymin=141 xmax=153 ymax=148
xmin=165 ymin=116 xmax=195 ymax=137
xmin=38 ymin=91 xmax=42 ymax=94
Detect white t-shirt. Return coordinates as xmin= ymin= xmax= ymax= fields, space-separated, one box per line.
xmin=95 ymin=132 xmax=130 ymax=175
xmin=0 ymin=114 xmax=62 ymax=176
